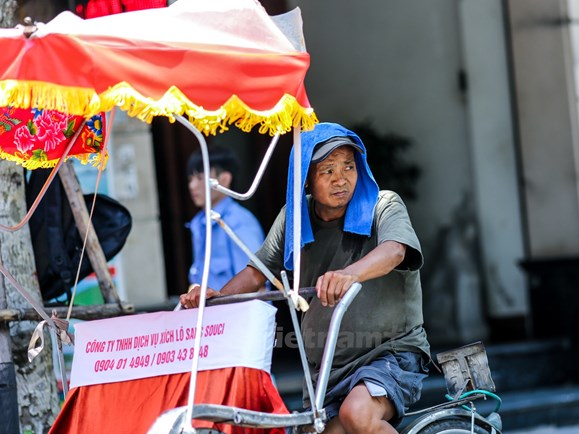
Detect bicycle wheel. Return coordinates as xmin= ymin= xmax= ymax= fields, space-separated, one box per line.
xmin=411 ymin=418 xmax=491 ymax=434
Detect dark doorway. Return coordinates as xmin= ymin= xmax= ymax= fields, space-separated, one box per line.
xmin=150 ymin=118 xmax=294 ymax=297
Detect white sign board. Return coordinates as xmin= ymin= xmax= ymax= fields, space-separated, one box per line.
xmin=69 ymin=300 xmax=276 ymax=388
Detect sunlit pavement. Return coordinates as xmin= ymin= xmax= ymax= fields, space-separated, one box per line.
xmin=508 ymin=425 xmax=579 ymax=434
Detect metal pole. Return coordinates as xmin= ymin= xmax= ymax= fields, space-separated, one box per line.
xmin=210 ymin=133 xmax=280 ymax=201
xmin=175 ymin=115 xmax=213 ymax=434
xmin=58 ymin=161 xmax=120 ymax=305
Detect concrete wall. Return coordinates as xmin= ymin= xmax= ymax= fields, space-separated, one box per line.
xmin=289 ymin=0 xmax=471 ymax=252
xmin=107 ymin=112 xmax=166 ymax=308
xmin=460 ymin=0 xmax=526 ymax=317
xmin=507 ymin=0 xmax=579 ymax=258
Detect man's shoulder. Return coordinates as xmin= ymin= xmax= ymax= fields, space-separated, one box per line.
xmin=376 ymin=190 xmax=404 ymax=209
xmin=377 ymin=189 xmax=401 ymax=201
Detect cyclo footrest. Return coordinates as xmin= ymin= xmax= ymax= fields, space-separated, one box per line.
xmin=192 ymin=404 xmax=326 ymax=428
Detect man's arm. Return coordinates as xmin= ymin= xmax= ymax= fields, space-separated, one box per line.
xmin=316 ymin=240 xmax=406 ymax=307
xmin=220 ymin=265 xmax=267 ymax=295
xmin=180 ymin=265 xmax=267 ymax=309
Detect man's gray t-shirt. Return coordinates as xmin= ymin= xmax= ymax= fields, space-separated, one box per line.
xmin=253 ymin=190 xmax=428 ymax=370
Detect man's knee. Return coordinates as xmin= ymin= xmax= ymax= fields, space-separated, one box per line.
xmin=339 ymin=400 xmax=365 ymax=430
xmin=339 ymin=385 xmax=396 ymax=433
xmin=338 ymin=389 xmax=397 ymax=433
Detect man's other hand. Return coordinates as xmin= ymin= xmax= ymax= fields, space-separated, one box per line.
xmin=180 ymin=284 xmax=220 ymax=309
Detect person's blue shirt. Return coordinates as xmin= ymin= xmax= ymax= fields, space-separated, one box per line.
xmin=187 ymin=196 xmax=265 ymax=290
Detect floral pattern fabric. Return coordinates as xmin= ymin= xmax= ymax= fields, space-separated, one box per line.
xmin=0 ymin=107 xmax=106 ymax=169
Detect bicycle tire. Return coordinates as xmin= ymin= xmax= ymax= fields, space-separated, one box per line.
xmin=410 ymin=418 xmax=491 ymax=434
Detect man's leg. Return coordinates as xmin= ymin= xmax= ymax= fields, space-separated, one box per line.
xmin=320 ymin=416 xmax=347 ymax=434
xmin=324 ymin=384 xmax=398 ymax=434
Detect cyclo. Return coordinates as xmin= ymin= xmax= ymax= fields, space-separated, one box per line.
xmin=150 ymin=281 xmax=503 ymax=434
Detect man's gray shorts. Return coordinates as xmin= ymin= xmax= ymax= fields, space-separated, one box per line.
xmin=319 ymin=351 xmax=428 ymax=428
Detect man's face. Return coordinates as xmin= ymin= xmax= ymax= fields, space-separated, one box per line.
xmin=188 ymin=168 xmax=227 ymax=208
xmin=307 ymin=146 xmax=358 ymax=221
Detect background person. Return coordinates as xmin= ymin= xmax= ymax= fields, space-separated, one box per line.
xmin=186 ymin=145 xmax=265 ymax=292
xmin=181 ymin=123 xmax=430 ymax=434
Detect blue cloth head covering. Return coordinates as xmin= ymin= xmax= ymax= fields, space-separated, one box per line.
xmin=284 ymin=122 xmax=380 ymax=270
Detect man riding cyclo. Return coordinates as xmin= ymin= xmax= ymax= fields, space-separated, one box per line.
xmin=182 ymin=122 xmax=430 ymax=434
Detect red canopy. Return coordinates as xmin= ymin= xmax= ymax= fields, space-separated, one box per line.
xmin=0 ymin=0 xmax=317 ymax=135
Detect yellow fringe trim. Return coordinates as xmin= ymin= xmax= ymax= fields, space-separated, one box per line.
xmin=0 ymin=80 xmax=318 ymax=136
xmin=0 ymin=148 xmax=108 ymax=170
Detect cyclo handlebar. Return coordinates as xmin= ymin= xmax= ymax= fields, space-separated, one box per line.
xmin=205 ymin=287 xmax=318 ymax=306
xmin=205 ymin=283 xmax=364 ymax=415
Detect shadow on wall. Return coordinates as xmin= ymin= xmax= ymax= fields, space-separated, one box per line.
xmin=349 ymin=122 xmax=489 ymax=348
xmin=347 ymin=121 xmax=421 ymax=202
xmin=421 ymin=193 xmax=489 ymax=348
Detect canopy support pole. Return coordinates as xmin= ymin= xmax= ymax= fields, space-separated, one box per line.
xmin=58 ymin=161 xmax=121 ymax=305
xmin=175 ymin=114 xmax=213 ymax=434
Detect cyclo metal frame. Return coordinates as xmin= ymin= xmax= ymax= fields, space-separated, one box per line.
xmin=149 ymin=283 xmax=362 ymax=434
xmin=147 ymin=116 xmax=363 ymax=434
